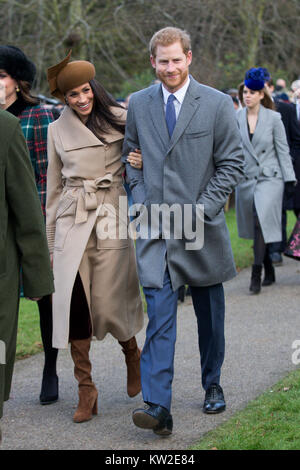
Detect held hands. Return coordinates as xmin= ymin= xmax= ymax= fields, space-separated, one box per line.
xmin=127 ymin=149 xmax=143 ymax=169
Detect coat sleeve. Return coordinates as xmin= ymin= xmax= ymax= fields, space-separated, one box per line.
xmin=273 ymin=112 xmax=296 ymax=182
xmin=197 ymin=95 xmax=245 ymax=220
xmin=122 ymin=96 xmax=148 ymax=206
xmin=46 ymin=123 xmax=63 ymax=253
xmin=32 ymin=107 xmax=54 ymax=216
xmin=6 ymin=121 xmax=54 ymax=297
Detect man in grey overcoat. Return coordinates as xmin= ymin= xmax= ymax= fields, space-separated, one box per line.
xmin=122 ymin=27 xmax=244 ymax=435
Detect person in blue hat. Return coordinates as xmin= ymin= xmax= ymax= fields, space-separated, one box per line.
xmin=236 ymin=67 xmax=296 ymax=294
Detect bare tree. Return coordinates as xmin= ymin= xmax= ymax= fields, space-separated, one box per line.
xmin=0 ymin=0 xmax=299 ymax=97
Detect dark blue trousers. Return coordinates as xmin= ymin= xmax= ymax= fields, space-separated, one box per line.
xmin=142 ymin=270 xmax=225 ymax=412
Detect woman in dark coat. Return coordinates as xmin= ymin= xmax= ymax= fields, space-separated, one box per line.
xmin=0 ymin=109 xmax=54 ymax=433
xmin=0 ymin=45 xmax=57 ymax=404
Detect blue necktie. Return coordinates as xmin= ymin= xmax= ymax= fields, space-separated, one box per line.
xmin=166 ymin=94 xmax=176 ymax=137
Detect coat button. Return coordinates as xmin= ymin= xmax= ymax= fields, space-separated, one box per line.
xmin=256 ymin=162 xmax=259 ymax=166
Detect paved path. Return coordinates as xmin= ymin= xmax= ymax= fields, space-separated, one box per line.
xmin=1 ymin=257 xmax=300 ymax=450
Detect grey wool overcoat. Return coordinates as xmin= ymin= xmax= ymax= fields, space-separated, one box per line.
xmin=122 ymin=76 xmax=245 ymax=290
xmin=235 ymin=105 xmax=296 ymax=243
xmin=0 ymin=110 xmax=54 ymax=419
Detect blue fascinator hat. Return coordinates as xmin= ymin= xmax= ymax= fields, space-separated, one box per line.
xmin=244 ymin=67 xmax=270 ymax=90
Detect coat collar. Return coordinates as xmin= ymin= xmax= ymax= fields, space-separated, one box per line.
xmin=56 ymin=105 xmax=125 ymax=151
xmin=239 ymin=107 xmax=259 ymax=161
xmin=251 ymin=104 xmax=267 ymax=148
xmin=148 ymin=75 xmax=202 ymax=153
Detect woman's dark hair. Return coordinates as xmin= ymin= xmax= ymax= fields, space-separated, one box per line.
xmin=85 ymin=79 xmax=125 ymax=141
xmin=238 ymin=82 xmax=275 ymax=110
xmin=18 ymin=79 xmax=39 ymax=106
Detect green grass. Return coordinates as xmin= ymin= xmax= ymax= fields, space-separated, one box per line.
xmin=225 ymin=208 xmax=297 ymax=270
xmin=191 ymin=369 xmax=300 ymax=450
xmin=17 ymin=298 xmax=43 ymax=359
xmin=225 ymin=209 xmax=253 ymax=270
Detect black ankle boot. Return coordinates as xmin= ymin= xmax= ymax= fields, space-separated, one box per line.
xmin=262 ymin=254 xmax=275 ymax=286
xmin=249 ymin=264 xmax=262 ymax=294
xmin=38 ymin=296 xmax=59 ymax=405
xmin=40 ymin=372 xmax=59 ymax=405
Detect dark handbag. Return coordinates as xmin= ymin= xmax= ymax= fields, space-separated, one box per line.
xmin=284 ymin=214 xmax=300 ymax=261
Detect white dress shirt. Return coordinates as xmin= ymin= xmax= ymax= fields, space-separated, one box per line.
xmin=162 ymin=76 xmax=190 ymax=120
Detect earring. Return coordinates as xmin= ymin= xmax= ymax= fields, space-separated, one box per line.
xmin=16 ymin=86 xmax=20 ymax=92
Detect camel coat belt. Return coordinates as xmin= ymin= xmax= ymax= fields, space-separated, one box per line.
xmin=65 ymin=174 xmax=122 ymax=224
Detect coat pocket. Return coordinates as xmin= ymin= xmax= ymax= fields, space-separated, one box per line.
xmin=54 ymin=195 xmax=76 ymax=251
xmin=261 ymin=166 xmax=281 ymax=178
xmin=184 ymin=129 xmax=211 ymax=139
xmin=56 ymin=195 xmax=76 ymax=220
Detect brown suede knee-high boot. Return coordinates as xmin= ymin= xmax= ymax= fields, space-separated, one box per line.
xmin=119 ymin=337 xmax=141 ymax=398
xmin=70 ymin=338 xmax=98 ymax=423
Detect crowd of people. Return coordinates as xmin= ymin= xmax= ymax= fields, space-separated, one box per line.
xmin=0 ymin=26 xmax=300 ymax=442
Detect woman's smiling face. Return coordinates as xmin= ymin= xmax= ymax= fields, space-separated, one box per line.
xmin=65 ymin=82 xmax=94 ymax=122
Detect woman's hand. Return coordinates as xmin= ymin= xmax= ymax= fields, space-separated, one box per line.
xmin=127 ymin=148 xmax=143 ymax=169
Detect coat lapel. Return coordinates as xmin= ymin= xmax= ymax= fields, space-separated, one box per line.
xmin=57 ymin=106 xmax=104 ymax=151
xmin=148 ymin=85 xmax=169 ymax=150
xmin=148 ymin=77 xmax=202 ymax=154
xmin=167 ymin=77 xmax=201 ymax=154
xmin=251 ymin=104 xmax=266 ymax=149
xmin=239 ymin=107 xmax=258 ymax=161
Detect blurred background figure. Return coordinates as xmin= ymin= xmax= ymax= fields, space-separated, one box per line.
xmin=291 ymin=80 xmax=300 ymax=121
xmin=274 ymin=78 xmax=290 ymax=102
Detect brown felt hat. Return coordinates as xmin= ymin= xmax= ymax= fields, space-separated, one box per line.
xmin=47 ymin=50 xmax=95 ymax=103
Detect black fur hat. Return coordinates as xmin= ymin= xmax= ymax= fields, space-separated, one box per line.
xmin=0 ymin=45 xmax=36 ymax=86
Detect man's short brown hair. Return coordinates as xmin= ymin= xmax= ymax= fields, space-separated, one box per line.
xmin=149 ymin=27 xmax=192 ymax=57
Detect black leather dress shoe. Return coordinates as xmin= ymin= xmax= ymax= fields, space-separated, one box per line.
xmin=203 ymin=384 xmax=226 ymax=414
xmin=132 ymin=403 xmax=173 ymax=436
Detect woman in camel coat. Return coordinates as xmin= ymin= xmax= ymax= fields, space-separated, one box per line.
xmin=46 ymin=52 xmax=143 ymax=423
